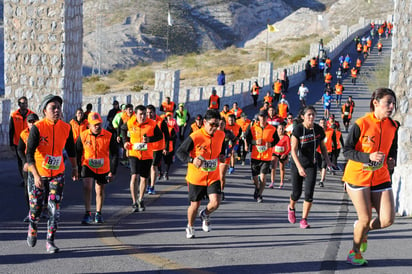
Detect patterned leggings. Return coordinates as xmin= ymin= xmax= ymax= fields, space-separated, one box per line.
xmin=27 ymin=172 xmax=65 ymax=241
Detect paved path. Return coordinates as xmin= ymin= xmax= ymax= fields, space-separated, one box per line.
xmin=1 ymin=33 xmax=411 ymax=274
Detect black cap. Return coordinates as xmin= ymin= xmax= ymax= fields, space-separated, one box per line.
xmin=39 ymin=95 xmax=63 ymax=113
xmin=258 ymin=110 xmax=268 ymax=117
xmin=27 ymin=113 xmax=39 ymax=122
xmin=196 ymin=114 xmax=203 ymax=120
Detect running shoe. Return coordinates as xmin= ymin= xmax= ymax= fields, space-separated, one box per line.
xmin=199 ymin=209 xmax=211 ymax=232
xmin=132 ymin=203 xmax=139 ymax=213
xmin=81 ymin=212 xmax=93 ymax=225
xmin=319 ymin=181 xmax=324 ymax=187
xmin=279 ymin=182 xmax=284 ymax=189
xmin=148 ymin=187 xmax=155 ymax=195
xmin=95 ymin=212 xmax=104 ymax=224
xmin=253 ymin=187 xmax=259 ymax=200
xmin=158 ymin=173 xmax=163 ymax=181
xmin=346 ymin=249 xmax=368 ymax=266
xmin=241 ymin=161 xmax=245 ymax=166
xmin=228 ymin=167 xmax=234 ymax=174
xmin=27 ymin=225 xmax=37 ymax=247
xmin=300 ymin=218 xmax=310 ymax=229
xmin=268 ymin=182 xmax=275 ymax=189
xmin=257 ymin=195 xmax=263 ymax=203
xmin=186 ymin=226 xmax=195 ymax=239
xmin=288 ymin=207 xmax=296 ymax=224
xmin=137 ymin=199 xmax=145 ymax=212
xmin=46 ymin=241 xmax=60 ymax=253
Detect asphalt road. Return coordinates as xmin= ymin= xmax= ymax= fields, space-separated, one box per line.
xmin=1 ymin=32 xmax=411 ymax=274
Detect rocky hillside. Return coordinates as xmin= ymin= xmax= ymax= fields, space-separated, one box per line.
xmin=82 ymin=0 xmax=335 ymax=75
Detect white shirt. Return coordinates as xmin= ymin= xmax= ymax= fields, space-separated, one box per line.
xmin=298 ymin=86 xmax=309 ymax=99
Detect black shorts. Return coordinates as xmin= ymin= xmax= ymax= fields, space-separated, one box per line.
xmin=152 ymin=150 xmax=163 ymax=166
xmin=129 ymin=157 xmax=152 ymax=178
xmin=346 ymin=181 xmax=392 ymax=192
xmin=251 ymin=159 xmax=271 ymax=176
xmin=81 ymin=166 xmax=109 ymax=185
xmin=273 ymin=154 xmax=289 ymax=163
xmin=188 ymin=181 xmax=221 ymax=202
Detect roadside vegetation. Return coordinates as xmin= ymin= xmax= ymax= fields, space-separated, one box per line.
xmin=83 ymin=34 xmax=333 ymax=95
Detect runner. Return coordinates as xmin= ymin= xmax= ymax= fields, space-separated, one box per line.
xmin=322 ymin=90 xmax=333 ymax=119
xmin=26 ymin=95 xmax=78 ymax=253
xmin=9 ymin=96 xmax=35 ymax=186
xmin=225 ymin=114 xmax=242 ymax=174
xmin=343 ymin=88 xmax=398 ymax=266
xmin=17 ymin=113 xmax=40 ymax=222
xmin=236 ymin=113 xmax=251 ymax=166
xmin=269 ymin=123 xmax=290 ymax=189
xmin=190 ymin=114 xmax=203 ymax=134
xmin=297 ymin=83 xmax=309 ymax=108
xmin=334 ymin=81 xmax=345 ymax=106
xmin=229 ymin=102 xmax=243 ymax=120
xmin=220 ymin=104 xmax=231 ymax=122
xmin=122 ymin=105 xmax=163 ymax=212
xmin=175 ymin=103 xmax=190 ymax=143
xmin=244 ymin=110 xmax=278 ymax=203
xmin=162 ymin=112 xmax=178 ymax=181
xmin=176 ymin=109 xmax=226 ymax=239
xmin=76 ymin=112 xmax=118 ymax=225
xmin=317 ymin=118 xmax=334 ymax=188
xmin=341 ymin=100 xmax=354 ymax=132
xmin=217 ymin=118 xmax=235 ymax=201
xmin=351 ymin=67 xmax=358 ymax=85
xmin=250 ymin=81 xmax=261 ymax=108
xmin=208 ymin=88 xmax=220 ymax=110
xmin=160 ymin=96 xmax=176 ymax=114
xmin=287 ymin=106 xmax=332 ymax=229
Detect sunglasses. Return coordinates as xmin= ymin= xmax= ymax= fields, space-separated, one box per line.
xmin=207 ymin=121 xmax=219 ymax=128
xmin=28 ymin=120 xmax=36 ymax=123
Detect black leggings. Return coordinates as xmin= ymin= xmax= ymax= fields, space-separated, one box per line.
xmin=290 ymin=163 xmax=317 ymax=202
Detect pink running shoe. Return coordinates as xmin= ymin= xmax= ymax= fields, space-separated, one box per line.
xmin=288 ymin=207 xmax=296 ymax=224
xmin=300 ymin=218 xmax=310 ymax=229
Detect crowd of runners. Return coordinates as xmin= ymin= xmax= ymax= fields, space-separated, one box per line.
xmin=7 ymin=21 xmax=398 ymax=266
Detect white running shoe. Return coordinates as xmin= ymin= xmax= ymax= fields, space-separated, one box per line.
xmin=186 ymin=226 xmax=195 ymax=239
xmin=199 ymin=209 xmax=211 ymax=232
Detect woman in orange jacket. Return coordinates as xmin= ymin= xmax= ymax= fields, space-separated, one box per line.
xmin=342 ymin=88 xmax=398 ymax=266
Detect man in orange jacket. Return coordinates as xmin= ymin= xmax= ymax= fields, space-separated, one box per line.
xmin=176 ymin=109 xmax=226 ymax=239
xmin=9 ymin=96 xmax=36 ymax=185
xmin=244 ymin=110 xmax=278 ymax=203
xmin=76 ymin=112 xmax=118 ymax=225
xmin=122 ymin=105 xmax=163 ymax=213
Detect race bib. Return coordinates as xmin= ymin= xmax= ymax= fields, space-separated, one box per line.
xmin=89 ymin=158 xmax=104 ymax=168
xmin=201 ymin=158 xmax=218 ymax=172
xmin=252 ymin=91 xmax=258 ymax=95
xmin=274 ymin=145 xmax=285 ymax=153
xmin=325 ymin=102 xmax=330 ymax=106
xmin=256 ymin=145 xmax=267 ymax=153
xmin=362 ymin=160 xmax=384 ymax=171
xmin=344 ymin=111 xmax=349 ymax=115
xmin=133 ymin=142 xmax=148 ymax=151
xmin=42 ymin=155 xmax=62 ymax=170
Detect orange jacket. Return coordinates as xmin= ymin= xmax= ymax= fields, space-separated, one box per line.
xmin=251 ymin=84 xmax=260 ymax=95
xmin=277 ymin=103 xmax=288 ymax=119
xmin=161 ymin=101 xmax=175 ymax=112
xmin=324 ymin=73 xmax=332 ymax=84
xmin=357 ymin=43 xmax=362 ymax=51
xmin=186 ymin=128 xmax=225 ymax=186
xmin=70 ymin=119 xmax=88 ymax=143
xmin=229 ymin=108 xmax=243 ymax=119
xmin=10 ymin=109 xmax=35 ymax=145
xmin=377 ymin=42 xmax=383 ymax=50
xmin=335 ymin=130 xmax=342 ymax=149
xmin=351 ymin=68 xmax=358 ymax=78
xmin=342 ymin=61 xmax=349 ymax=69
xmin=151 ymin=115 xmax=166 ymax=151
xmin=367 ymin=39 xmax=372 ymax=47
xmin=209 ymin=94 xmax=220 ymax=109
xmin=249 ymin=122 xmax=277 ymax=161
xmin=33 ymin=119 xmax=71 ymax=177
xmin=264 ymin=95 xmax=273 ymax=105
xmin=342 ymin=113 xmax=398 ymax=187
xmin=274 ymin=82 xmax=282 ymax=94
xmin=220 ymin=111 xmax=231 ymax=122
xmin=310 ymin=58 xmax=317 ymax=68
xmin=356 ymin=58 xmax=362 ymax=68
xmin=80 ymin=128 xmax=112 ymax=174
xmin=363 ymin=44 xmax=368 ymax=53
xmin=236 ymin=118 xmax=251 ymax=134
xmin=190 ymin=122 xmax=202 ymax=133
xmin=225 ymin=123 xmax=241 ymax=140
xmin=127 ymin=116 xmax=158 ymax=160
xmin=335 ymin=84 xmax=344 ymax=95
